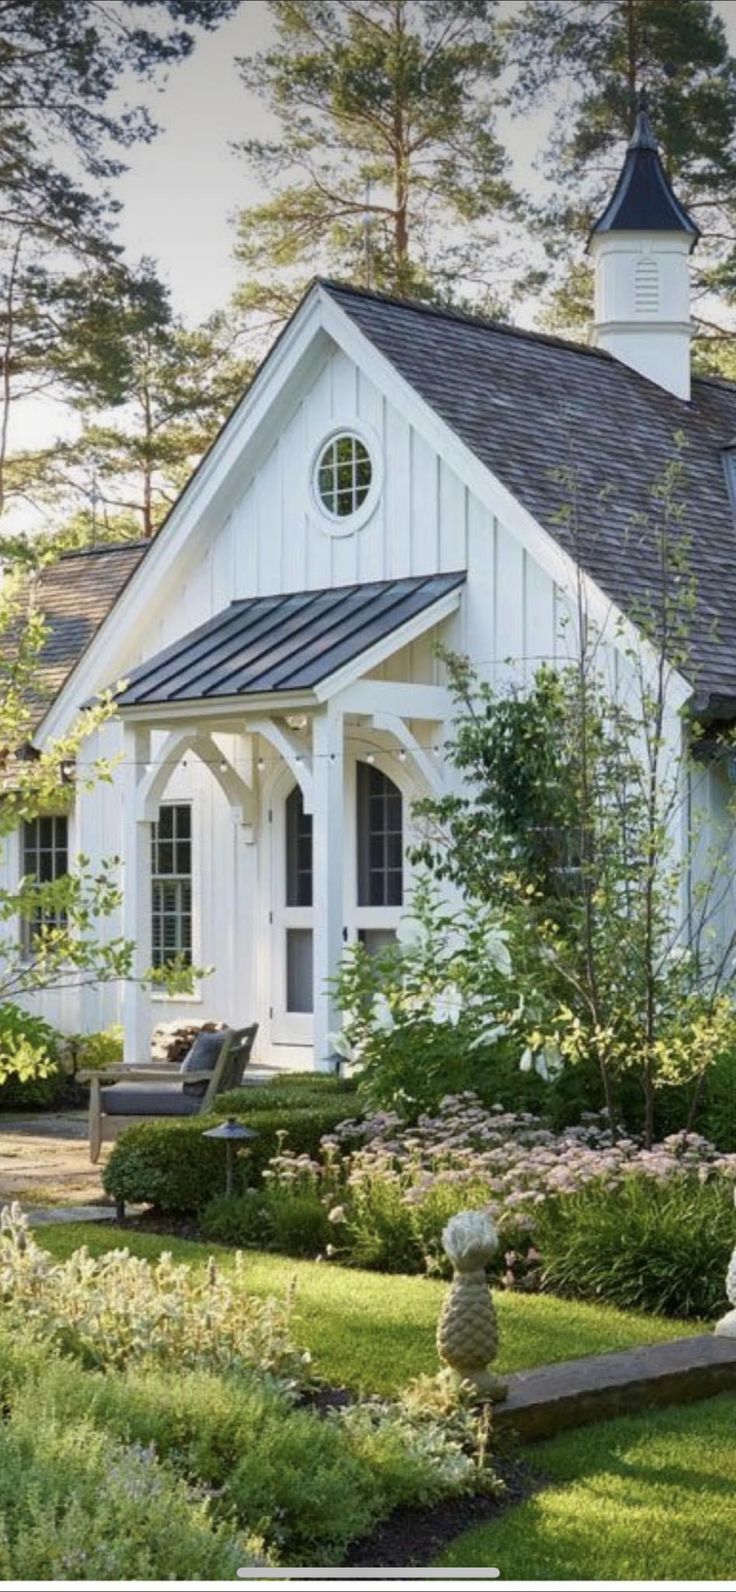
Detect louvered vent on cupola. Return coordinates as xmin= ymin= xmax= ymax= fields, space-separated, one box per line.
xmin=634 ymin=255 xmax=660 ymax=316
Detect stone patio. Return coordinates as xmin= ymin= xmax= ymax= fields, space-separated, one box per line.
xmin=0 ymin=1111 xmax=110 ymax=1209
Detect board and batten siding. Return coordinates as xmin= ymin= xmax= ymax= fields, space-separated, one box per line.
xmin=10 ymin=338 xmax=573 ymax=1043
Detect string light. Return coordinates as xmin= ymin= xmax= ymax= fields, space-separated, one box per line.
xmin=67 ymin=736 xmax=450 ymax=773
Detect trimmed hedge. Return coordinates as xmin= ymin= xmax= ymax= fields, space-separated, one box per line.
xmin=218 ymin=1076 xmax=358 ymax=1115
xmin=102 ymin=1097 xmax=359 ymax=1212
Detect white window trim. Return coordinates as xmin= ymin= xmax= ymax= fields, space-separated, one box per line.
xmin=149 ymin=797 xmax=203 ymax=1004
xmin=18 ymin=808 xmax=73 ymax=961
xmin=309 ymin=418 xmax=383 ymax=537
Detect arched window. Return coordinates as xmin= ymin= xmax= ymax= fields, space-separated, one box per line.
xmin=285 ymin=784 xmax=312 ymax=907
xmin=356 ymin=762 xmax=403 ymax=907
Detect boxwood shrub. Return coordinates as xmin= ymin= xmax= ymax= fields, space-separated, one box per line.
xmin=102 ymin=1097 xmax=360 ymax=1212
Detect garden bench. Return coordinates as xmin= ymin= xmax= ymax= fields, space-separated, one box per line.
xmin=83 ymin=1023 xmax=258 ymax=1163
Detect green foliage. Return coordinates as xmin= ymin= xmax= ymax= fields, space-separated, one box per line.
xmin=334 ymin=879 xmax=517 ymax=1115
xmin=66 ymin=1024 xmax=124 ymax=1073
xmin=0 ymin=1389 xmax=257 ymax=1580
xmin=103 ymin=1100 xmax=360 ymax=1212
xmin=0 ymin=1338 xmax=492 ymax=1567
xmin=218 ymin=1074 xmax=358 ymax=1114
xmin=0 ymin=1204 xmax=305 ymax=1382
xmin=0 ymin=1005 xmax=60 ymax=1102
xmin=412 ymin=450 xmax=736 ymax=1142
xmin=535 ymin=1174 xmax=735 ymax=1318
xmin=37 ymin=258 xmax=254 ymax=543
xmin=202 ymin=1186 xmax=333 ymax=1259
xmin=0 ymin=3 xmax=239 ymax=524
xmin=234 ymin=0 xmax=520 ymax=329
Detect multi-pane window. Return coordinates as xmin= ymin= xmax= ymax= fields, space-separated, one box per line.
xmin=357 ymin=763 xmax=403 ymax=907
xmin=285 ymin=785 xmax=313 ymax=906
xmin=151 ymin=803 xmax=192 ymax=968
xmin=315 ymin=433 xmax=372 ymax=518
xmin=21 ymin=815 xmax=68 ymax=948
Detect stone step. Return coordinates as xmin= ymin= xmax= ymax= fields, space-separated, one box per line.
xmin=493 ymin=1333 xmax=736 ymax=1442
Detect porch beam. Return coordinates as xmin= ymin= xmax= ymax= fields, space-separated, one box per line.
xmin=334 ymin=679 xmax=452 ymax=720
xmin=370 ymin=711 xmax=446 ymax=796
xmin=245 ymin=716 xmax=314 ymax=813
xmin=135 ymin=726 xmax=256 ymax=834
xmin=119 ymin=690 xmax=314 ymax=728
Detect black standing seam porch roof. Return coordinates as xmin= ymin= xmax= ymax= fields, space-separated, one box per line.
xmin=115 ymin=573 xmax=465 ymax=707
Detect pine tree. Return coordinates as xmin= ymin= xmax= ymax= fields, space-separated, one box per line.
xmin=507 ymin=0 xmax=736 ymax=345
xmin=233 ymin=0 xmax=520 ymax=337
xmin=0 ymin=1 xmax=239 ymax=521
xmin=29 ymin=261 xmax=253 ymax=544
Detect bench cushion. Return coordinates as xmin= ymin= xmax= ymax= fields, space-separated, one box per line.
xmin=100 ymin=1083 xmax=202 ymax=1117
xmin=179 ymin=1027 xmax=229 ymax=1096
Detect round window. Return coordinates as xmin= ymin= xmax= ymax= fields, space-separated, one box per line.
xmin=315 ymin=432 xmax=372 ymax=520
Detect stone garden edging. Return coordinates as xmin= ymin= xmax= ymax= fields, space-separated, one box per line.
xmin=492 ymin=1333 xmax=736 ymax=1442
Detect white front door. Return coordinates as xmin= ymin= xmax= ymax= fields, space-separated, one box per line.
xmin=270 ymin=782 xmax=314 ymax=1046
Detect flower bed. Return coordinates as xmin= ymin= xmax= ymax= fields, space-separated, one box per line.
xmin=201 ymin=1093 xmax=736 ymax=1314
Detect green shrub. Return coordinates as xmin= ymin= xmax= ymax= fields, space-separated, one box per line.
xmin=7 ymin=1349 xmax=490 ymax=1566
xmin=535 ymin=1174 xmax=735 ymax=1319
xmin=200 ymin=1190 xmax=270 ymax=1246
xmin=103 ymin=1099 xmax=360 ymax=1212
xmin=343 ymin=1174 xmax=422 ymax=1272
xmin=218 ymin=1079 xmax=359 ymax=1115
xmin=202 ymin=1185 xmax=332 ymax=1258
xmin=0 ymin=1386 xmax=258 ymax=1579
xmin=0 ymin=1204 xmax=305 ymax=1381
xmin=0 ymin=1005 xmax=63 ymax=1112
xmin=68 ymin=1024 xmax=124 ymax=1072
xmin=264 ymin=1184 xmax=333 ymax=1256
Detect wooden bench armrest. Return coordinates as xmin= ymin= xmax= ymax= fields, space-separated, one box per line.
xmin=79 ymin=1066 xmax=197 ymax=1084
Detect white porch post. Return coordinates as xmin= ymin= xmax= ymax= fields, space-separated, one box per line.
xmin=311 ymin=702 xmax=344 ymax=1071
xmin=122 ymin=722 xmax=152 ymax=1065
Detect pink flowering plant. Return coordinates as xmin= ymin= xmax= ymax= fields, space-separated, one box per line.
xmin=255 ymin=1091 xmax=736 ymax=1289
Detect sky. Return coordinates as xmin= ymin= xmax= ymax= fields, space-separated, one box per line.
xmin=111 ymin=0 xmax=736 ymax=325
xmin=12 ymin=0 xmax=736 ymax=462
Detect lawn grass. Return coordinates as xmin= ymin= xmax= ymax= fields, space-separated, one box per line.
xmin=436 ymin=1393 xmax=736 ymax=1579
xmin=39 ymin=1222 xmax=701 ymax=1395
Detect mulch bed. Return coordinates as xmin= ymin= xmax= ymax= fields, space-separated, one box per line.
xmin=343 ymin=1456 xmax=540 ymax=1568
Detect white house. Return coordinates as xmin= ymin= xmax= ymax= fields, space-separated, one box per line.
xmin=14 ymin=110 xmax=736 ymax=1070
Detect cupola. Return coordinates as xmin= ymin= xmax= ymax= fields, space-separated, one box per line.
xmin=588 ymin=105 xmax=699 ymax=400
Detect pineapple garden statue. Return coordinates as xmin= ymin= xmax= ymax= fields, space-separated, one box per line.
xmin=437 ymin=1209 xmax=508 ymax=1401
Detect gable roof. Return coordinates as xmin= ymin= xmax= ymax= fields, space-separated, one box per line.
xmin=116 ymin=573 xmax=464 ymax=708
xmin=323 ymin=280 xmax=736 ymax=707
xmin=17 ymin=542 xmax=148 ymax=722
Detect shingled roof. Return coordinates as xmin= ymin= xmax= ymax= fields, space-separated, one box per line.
xmin=18 ymin=542 xmax=147 ymax=722
xmin=324 ymin=280 xmax=736 ymax=707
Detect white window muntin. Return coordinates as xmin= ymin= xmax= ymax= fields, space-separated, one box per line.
xmin=310 ymin=419 xmax=383 ymax=536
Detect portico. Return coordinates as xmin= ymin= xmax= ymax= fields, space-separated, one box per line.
xmin=116 ymin=574 xmax=463 ymax=1069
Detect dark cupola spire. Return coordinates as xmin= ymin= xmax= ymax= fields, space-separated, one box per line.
xmin=588 ymin=99 xmax=697 ymax=399
xmin=589 ymin=99 xmax=699 ymax=244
